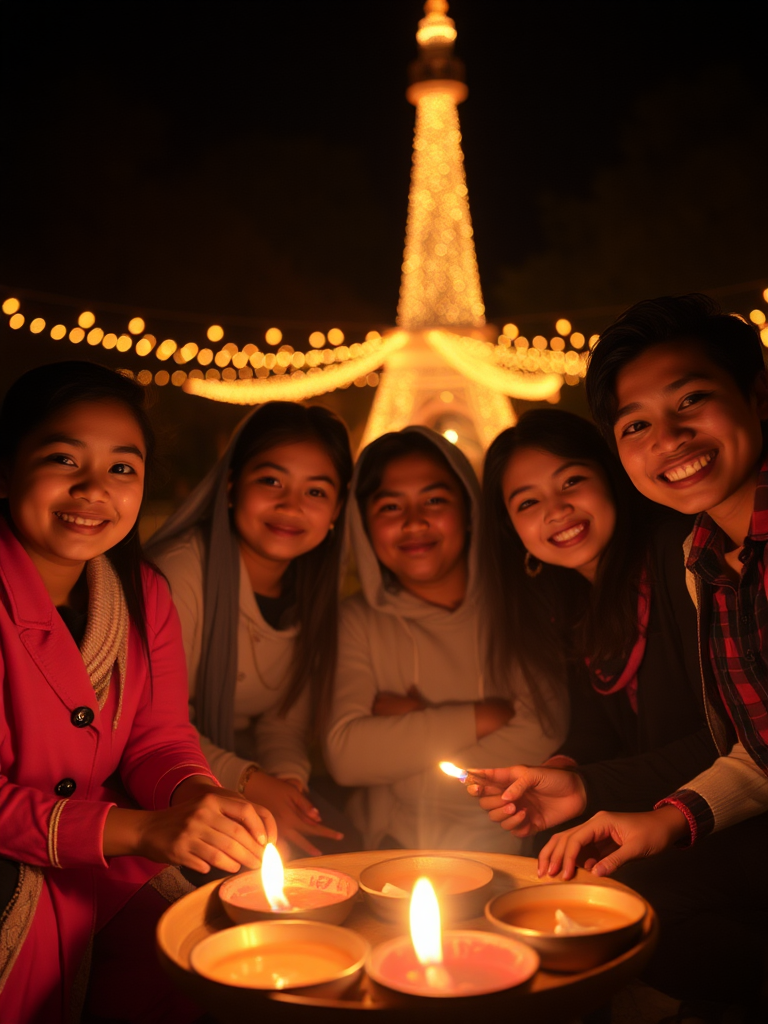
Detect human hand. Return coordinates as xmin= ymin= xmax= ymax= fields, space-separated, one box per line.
xmin=105 ymin=778 xmax=278 ymax=874
xmin=537 ymin=806 xmax=689 ymax=880
xmin=474 ymin=699 xmax=515 ymax=739
xmin=244 ymin=770 xmax=343 ymax=857
xmin=465 ymin=765 xmax=587 ymax=837
xmin=373 ymin=685 xmax=427 ymax=716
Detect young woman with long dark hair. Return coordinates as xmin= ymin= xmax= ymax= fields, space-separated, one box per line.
xmin=0 ymin=362 xmax=274 ymax=1024
xmin=471 ymin=407 xmax=717 ymax=834
xmin=149 ymin=401 xmax=353 ymax=856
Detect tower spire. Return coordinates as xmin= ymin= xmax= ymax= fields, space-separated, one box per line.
xmin=397 ymin=1 xmax=485 ymax=331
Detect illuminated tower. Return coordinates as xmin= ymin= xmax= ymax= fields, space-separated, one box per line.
xmin=360 ymin=1 xmax=517 ymax=462
xmin=182 ymin=1 xmax=565 ymax=447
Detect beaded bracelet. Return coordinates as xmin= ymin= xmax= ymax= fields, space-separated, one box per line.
xmin=238 ymin=763 xmax=261 ymax=794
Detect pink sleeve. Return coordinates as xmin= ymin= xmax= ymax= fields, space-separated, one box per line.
xmin=118 ymin=570 xmax=218 ymax=809
xmin=0 ymin=773 xmax=112 ymax=869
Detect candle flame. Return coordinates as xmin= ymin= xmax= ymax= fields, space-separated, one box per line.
xmin=261 ymin=842 xmax=291 ymax=911
xmin=410 ymin=877 xmax=443 ymax=966
xmin=439 ymin=761 xmax=468 ymax=781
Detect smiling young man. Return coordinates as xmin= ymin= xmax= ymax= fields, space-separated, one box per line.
xmin=542 ymin=299 xmax=768 ymax=864
xmin=534 ymin=296 xmax=768 ymax=1013
xmin=579 ymin=294 xmax=768 ymax=854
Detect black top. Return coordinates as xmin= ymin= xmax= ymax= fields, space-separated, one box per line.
xmin=562 ymin=515 xmax=719 ymax=814
xmin=254 ymin=590 xmax=296 ymax=631
xmin=56 ymin=604 xmax=88 ymax=646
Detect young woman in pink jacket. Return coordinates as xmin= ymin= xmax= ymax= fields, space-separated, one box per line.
xmin=0 ymin=362 xmax=276 ymax=1024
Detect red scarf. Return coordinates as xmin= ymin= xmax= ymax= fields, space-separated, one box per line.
xmin=588 ymin=575 xmax=651 ymax=714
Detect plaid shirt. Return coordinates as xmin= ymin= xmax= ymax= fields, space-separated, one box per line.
xmin=658 ymin=456 xmax=768 ymax=842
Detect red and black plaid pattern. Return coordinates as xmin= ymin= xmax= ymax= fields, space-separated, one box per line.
xmin=659 ymin=457 xmax=768 ymax=841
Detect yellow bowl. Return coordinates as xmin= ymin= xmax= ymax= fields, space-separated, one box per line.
xmin=485 ymin=882 xmax=647 ymax=972
xmin=219 ymin=866 xmax=358 ymax=925
xmin=190 ymin=919 xmax=369 ymax=997
xmin=359 ymin=854 xmax=493 ymax=925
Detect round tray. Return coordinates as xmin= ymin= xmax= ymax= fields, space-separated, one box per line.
xmin=157 ymin=849 xmax=658 ymax=1024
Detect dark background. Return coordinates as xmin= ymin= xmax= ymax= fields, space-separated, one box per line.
xmin=1 ymin=0 xmax=766 ymax=496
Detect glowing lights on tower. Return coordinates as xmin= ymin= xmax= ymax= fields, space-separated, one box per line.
xmin=4 ymin=0 xmax=765 ymax=410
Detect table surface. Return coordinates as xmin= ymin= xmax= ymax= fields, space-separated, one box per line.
xmin=157 ymin=849 xmax=658 ymax=1022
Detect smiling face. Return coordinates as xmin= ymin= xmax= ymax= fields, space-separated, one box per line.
xmin=231 ymin=440 xmax=342 ymax=581
xmin=364 ymin=451 xmax=469 ymax=602
xmin=612 ymin=341 xmax=768 ymax=534
xmin=503 ymin=447 xmax=616 ymax=582
xmin=0 ymin=399 xmax=146 ymax=574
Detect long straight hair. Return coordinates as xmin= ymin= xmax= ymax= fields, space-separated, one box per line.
xmin=480 ymin=409 xmax=651 ymax=710
xmin=229 ymin=402 xmax=353 ymax=726
xmin=0 ymin=361 xmax=156 ymax=655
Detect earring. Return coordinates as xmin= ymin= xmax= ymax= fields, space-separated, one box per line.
xmin=524 ymin=551 xmax=542 ymax=578
xmin=328 ymin=522 xmax=335 ymax=532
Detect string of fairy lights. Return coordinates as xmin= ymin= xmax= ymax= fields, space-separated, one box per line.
xmin=3 ymin=290 xmax=767 ymax=403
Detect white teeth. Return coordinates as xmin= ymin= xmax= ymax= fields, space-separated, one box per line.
xmin=56 ymin=512 xmax=105 ymax=527
xmin=552 ymin=523 xmax=585 ymax=543
xmin=663 ymin=452 xmax=714 ymax=482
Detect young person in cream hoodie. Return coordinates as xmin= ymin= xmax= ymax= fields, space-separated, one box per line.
xmin=325 ymin=427 xmax=568 ymax=852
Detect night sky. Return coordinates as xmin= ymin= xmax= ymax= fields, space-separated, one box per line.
xmin=3 ymin=1 xmax=765 ymax=325
xmin=1 ymin=1 xmax=766 ymax=485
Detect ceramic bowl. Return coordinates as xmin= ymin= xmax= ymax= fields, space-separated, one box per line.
xmin=366 ymin=929 xmax=540 ymax=999
xmin=190 ymin=919 xmax=369 ymax=997
xmin=485 ymin=882 xmax=647 ymax=972
xmin=359 ymin=854 xmax=494 ymax=925
xmin=219 ymin=866 xmax=358 ymax=925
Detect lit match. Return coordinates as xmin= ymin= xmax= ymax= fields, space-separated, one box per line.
xmin=439 ymin=761 xmax=469 ymax=782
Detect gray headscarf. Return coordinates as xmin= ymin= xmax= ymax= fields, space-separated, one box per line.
xmin=146 ymin=406 xmax=265 ymax=749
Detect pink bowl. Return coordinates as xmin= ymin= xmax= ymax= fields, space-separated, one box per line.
xmin=219 ymin=866 xmax=359 ymax=925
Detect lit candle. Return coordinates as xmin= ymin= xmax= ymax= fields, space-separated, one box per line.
xmin=367 ymin=876 xmax=540 ymax=998
xmin=410 ymin=878 xmax=453 ymax=990
xmin=262 ymin=842 xmax=291 ymax=911
xmin=219 ymin=843 xmax=358 ymax=925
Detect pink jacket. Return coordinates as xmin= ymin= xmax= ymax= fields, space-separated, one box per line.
xmin=0 ymin=519 xmax=215 ymax=1022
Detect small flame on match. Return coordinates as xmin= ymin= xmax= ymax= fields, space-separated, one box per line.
xmin=439 ymin=761 xmax=468 ymax=781
xmin=261 ymin=842 xmax=291 ymax=911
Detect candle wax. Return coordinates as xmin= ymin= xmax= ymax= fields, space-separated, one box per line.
xmin=234 ymin=885 xmax=344 ymax=912
xmin=209 ymin=940 xmax=355 ymax=989
xmin=503 ymin=901 xmax=629 ymax=934
xmin=224 ymin=868 xmax=353 ymax=913
xmin=373 ymin=932 xmax=539 ymax=997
